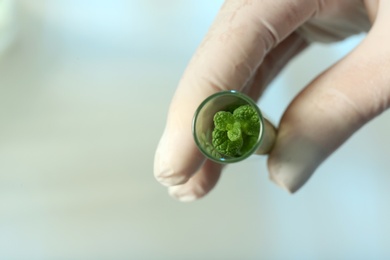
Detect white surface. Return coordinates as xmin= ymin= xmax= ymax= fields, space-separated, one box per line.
xmin=1 ymin=1 xmax=390 ymax=259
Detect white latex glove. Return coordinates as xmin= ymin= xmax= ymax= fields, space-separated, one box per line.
xmin=154 ymin=0 xmax=388 ymax=201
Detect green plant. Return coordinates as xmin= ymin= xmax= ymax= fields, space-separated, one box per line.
xmin=212 ymin=104 xmax=260 ymax=157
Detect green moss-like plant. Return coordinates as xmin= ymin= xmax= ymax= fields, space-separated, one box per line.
xmin=211 ymin=104 xmax=260 ymax=157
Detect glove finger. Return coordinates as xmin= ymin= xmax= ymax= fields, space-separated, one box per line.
xmin=168 ymin=160 xmax=223 ymax=202
xmin=165 ymin=33 xmax=307 ymax=201
xmin=268 ymin=5 xmax=390 ymax=192
xmin=244 ymin=32 xmax=308 ymax=100
xmin=154 ymin=0 xmax=320 ymax=187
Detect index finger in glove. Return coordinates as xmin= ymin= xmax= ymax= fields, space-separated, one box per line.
xmin=154 ymin=0 xmax=321 ymax=186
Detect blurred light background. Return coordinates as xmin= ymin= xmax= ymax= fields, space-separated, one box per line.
xmin=1 ymin=1 xmax=390 ymax=259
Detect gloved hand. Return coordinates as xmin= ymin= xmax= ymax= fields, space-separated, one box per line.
xmin=154 ymin=0 xmax=388 ymax=201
